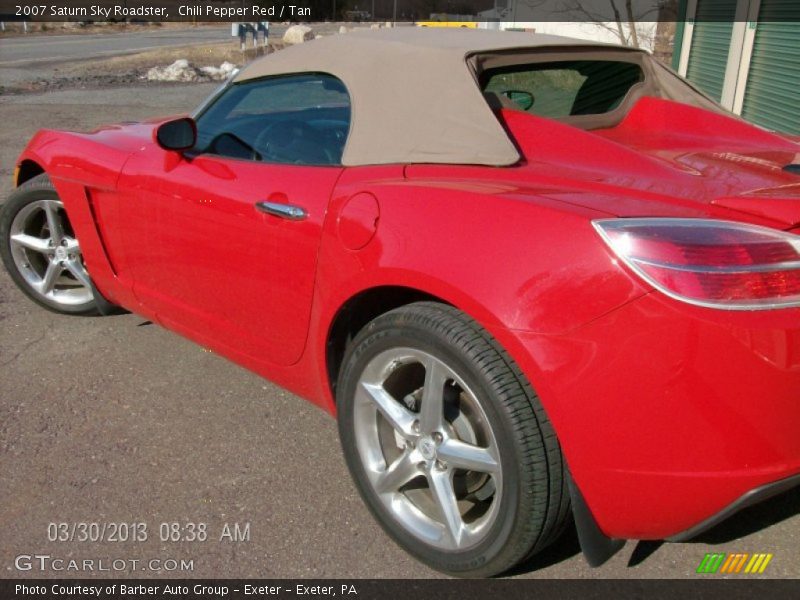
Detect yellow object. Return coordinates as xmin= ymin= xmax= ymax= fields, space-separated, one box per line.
xmin=416 ymin=21 xmax=479 ymax=28
xmin=13 ymin=165 xmax=20 ymax=187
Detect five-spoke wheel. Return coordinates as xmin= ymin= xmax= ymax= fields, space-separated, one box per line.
xmin=354 ymin=348 xmax=503 ymax=550
xmin=1 ymin=174 xmax=98 ymax=314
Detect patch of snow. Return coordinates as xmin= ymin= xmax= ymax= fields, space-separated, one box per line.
xmin=199 ymin=61 xmax=238 ymax=80
xmin=145 ymin=60 xmax=237 ymax=83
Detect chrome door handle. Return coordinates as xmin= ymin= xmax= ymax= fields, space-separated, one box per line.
xmin=255 ymin=201 xmax=307 ymax=221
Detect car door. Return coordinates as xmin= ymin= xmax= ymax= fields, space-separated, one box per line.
xmin=117 ymin=73 xmax=351 ymax=367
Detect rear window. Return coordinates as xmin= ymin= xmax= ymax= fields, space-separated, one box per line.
xmin=482 ymin=60 xmax=644 ymax=118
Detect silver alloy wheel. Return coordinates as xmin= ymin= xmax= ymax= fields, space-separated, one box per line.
xmin=353 ymin=347 xmax=502 ymax=551
xmin=8 ymin=199 xmax=93 ymax=306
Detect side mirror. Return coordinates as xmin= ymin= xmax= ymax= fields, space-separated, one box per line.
xmin=502 ymin=90 xmax=535 ymax=111
xmin=155 ymin=117 xmax=197 ymax=152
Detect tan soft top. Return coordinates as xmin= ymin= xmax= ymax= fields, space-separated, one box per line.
xmin=234 ymin=28 xmax=639 ymax=166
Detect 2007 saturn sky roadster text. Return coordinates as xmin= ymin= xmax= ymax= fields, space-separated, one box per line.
xmin=1 ymin=29 xmax=799 ymax=577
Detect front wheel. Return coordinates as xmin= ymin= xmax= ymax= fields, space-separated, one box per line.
xmin=337 ymin=302 xmax=570 ymax=577
xmin=0 ymin=174 xmax=99 ymax=315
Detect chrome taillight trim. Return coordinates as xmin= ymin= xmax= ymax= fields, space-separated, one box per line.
xmin=630 ymin=257 xmax=800 ymax=274
xmin=592 ymin=218 xmax=800 ymax=311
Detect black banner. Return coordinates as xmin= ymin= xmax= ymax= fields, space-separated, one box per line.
xmin=3 ymin=579 xmax=800 ymax=600
xmin=0 ymin=0 xmax=786 ymax=23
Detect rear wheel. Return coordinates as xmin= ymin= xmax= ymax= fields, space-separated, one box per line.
xmin=0 ymin=174 xmax=98 ymax=315
xmin=337 ymin=302 xmax=569 ymax=577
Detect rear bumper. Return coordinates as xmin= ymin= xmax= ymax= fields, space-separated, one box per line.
xmin=509 ymin=291 xmax=800 ymax=540
xmin=666 ymin=471 xmax=800 ymax=542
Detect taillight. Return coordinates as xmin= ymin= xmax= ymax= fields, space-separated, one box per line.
xmin=593 ymin=218 xmax=800 ymax=310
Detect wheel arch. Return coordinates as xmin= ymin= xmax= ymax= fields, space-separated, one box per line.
xmin=324 ymin=285 xmax=450 ymax=399
xmin=14 ymin=159 xmax=46 ymax=188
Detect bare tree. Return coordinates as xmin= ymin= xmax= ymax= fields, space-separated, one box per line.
xmin=625 ymin=0 xmax=640 ymax=47
xmin=557 ymin=0 xmax=663 ymax=48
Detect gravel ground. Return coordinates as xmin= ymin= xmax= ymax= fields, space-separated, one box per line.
xmin=0 ymin=44 xmax=263 ymax=95
xmin=1 ymin=84 xmax=799 ymax=580
xmin=0 ymin=22 xmax=359 ymax=94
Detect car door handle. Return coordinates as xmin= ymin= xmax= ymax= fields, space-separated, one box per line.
xmin=255 ymin=201 xmax=307 ymax=221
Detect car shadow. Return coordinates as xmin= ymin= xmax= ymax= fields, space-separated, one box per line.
xmin=507 ymin=485 xmax=800 ymax=576
xmin=627 ymin=540 xmax=663 ymax=566
xmin=505 ymin=520 xmax=583 ymax=576
xmin=691 ymin=485 xmax=800 ymax=545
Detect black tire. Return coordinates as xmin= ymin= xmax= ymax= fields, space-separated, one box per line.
xmin=0 ymin=174 xmax=99 ymax=315
xmin=337 ymin=301 xmax=570 ymax=577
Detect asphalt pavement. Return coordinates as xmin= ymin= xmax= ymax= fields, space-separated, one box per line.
xmin=0 ymin=24 xmax=325 ymax=86
xmin=0 ymin=23 xmax=358 ymax=88
xmin=0 ymin=26 xmax=233 ymax=66
xmin=1 ymin=80 xmax=799 ymax=580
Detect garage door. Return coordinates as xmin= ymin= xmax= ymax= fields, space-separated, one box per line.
xmin=685 ymin=0 xmax=739 ymax=101
xmin=740 ymin=0 xmax=800 ymax=135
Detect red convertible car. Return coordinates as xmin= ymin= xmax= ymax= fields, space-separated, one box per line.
xmin=2 ymin=29 xmax=799 ymax=577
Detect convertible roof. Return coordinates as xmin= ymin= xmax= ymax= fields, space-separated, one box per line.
xmin=234 ymin=28 xmax=641 ymax=166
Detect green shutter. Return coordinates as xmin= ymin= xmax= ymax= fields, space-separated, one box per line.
xmin=741 ymin=1 xmax=800 ymax=135
xmin=685 ymin=0 xmax=738 ymax=101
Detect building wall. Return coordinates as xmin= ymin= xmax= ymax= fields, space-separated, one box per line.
xmin=483 ymin=21 xmax=659 ymax=52
xmin=676 ymin=0 xmax=800 ymax=134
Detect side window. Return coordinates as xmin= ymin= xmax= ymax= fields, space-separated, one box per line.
xmin=482 ymin=61 xmax=643 ymax=118
xmin=194 ymin=73 xmax=351 ymax=166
